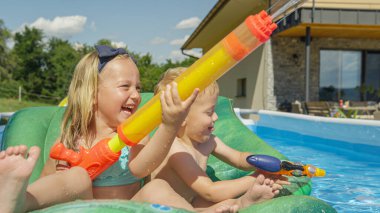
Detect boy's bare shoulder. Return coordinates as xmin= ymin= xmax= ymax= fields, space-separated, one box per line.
xmin=168 ymin=138 xmax=190 ymax=154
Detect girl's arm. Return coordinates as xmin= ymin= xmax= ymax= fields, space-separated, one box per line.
xmin=40 ymin=140 xmax=69 ymax=177
xmin=211 ymin=136 xmax=253 ymax=171
xmin=168 ymin=147 xmax=256 ymax=202
xmin=128 ymin=83 xmax=199 ymax=178
xmin=40 ymin=158 xmax=57 ymax=177
xmin=128 ymin=123 xmax=178 ymax=178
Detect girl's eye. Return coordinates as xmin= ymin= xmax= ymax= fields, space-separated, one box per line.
xmin=136 ymin=86 xmax=141 ymax=92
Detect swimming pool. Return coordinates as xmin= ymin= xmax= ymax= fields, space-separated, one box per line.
xmin=248 ymin=110 xmax=380 ymax=213
xmin=1 ymin=109 xmax=378 ymax=212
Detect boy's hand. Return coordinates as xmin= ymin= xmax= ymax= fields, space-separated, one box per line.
xmin=160 ymin=82 xmax=199 ymax=127
xmin=252 ymin=169 xmax=291 ymax=186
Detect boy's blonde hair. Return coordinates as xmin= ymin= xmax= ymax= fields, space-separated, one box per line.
xmin=154 ymin=67 xmax=219 ymax=98
xmin=60 ymin=51 xmax=131 ymax=150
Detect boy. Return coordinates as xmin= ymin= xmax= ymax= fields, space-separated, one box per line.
xmin=133 ymin=68 xmax=289 ymax=212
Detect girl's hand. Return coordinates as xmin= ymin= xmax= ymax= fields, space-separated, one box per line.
xmin=160 ymin=82 xmax=199 ymax=127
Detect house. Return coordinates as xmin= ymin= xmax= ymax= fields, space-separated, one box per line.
xmin=181 ymin=0 xmax=380 ymax=112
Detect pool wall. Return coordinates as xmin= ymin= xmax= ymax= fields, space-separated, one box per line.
xmin=253 ymin=110 xmax=380 ymax=147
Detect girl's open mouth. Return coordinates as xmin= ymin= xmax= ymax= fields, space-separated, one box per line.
xmin=121 ymin=105 xmax=135 ymax=115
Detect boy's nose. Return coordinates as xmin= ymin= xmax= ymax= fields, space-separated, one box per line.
xmin=212 ymin=112 xmax=218 ymax=121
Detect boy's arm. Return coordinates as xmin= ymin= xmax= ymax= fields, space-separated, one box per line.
xmin=211 ymin=136 xmax=290 ymax=185
xmin=211 ymin=136 xmax=253 ymax=171
xmin=168 ymin=148 xmax=256 ymax=203
xmin=212 ymin=137 xmax=290 ymax=185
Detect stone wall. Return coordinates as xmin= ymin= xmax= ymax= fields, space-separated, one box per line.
xmin=265 ymin=36 xmax=380 ymax=110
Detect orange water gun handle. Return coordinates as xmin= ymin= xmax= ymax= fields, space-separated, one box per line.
xmin=50 ymin=142 xmax=84 ymax=166
xmin=279 ymin=161 xmax=326 ymax=177
xmin=272 ymin=163 xmax=326 ymax=178
xmin=273 ymin=168 xmax=311 ymax=177
xmin=50 ymin=139 xmax=121 ymax=180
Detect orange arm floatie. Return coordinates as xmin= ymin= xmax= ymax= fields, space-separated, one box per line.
xmin=50 ymin=139 xmax=120 ymax=180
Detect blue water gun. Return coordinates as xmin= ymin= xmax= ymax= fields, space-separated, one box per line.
xmin=246 ymin=155 xmax=325 ymax=178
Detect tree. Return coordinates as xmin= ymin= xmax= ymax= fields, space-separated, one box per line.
xmin=0 ymin=19 xmax=15 ymax=82
xmin=96 ymin=39 xmax=112 ymax=47
xmin=161 ymin=57 xmax=197 ymax=71
xmin=134 ymin=55 xmax=197 ymax=92
xmin=76 ymin=43 xmax=94 ymax=56
xmin=12 ymin=27 xmax=46 ymax=100
xmin=45 ymin=37 xmax=81 ymax=100
xmin=135 ymin=53 xmax=163 ymax=92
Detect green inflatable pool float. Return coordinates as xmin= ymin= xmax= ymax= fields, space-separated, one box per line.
xmin=1 ymin=93 xmax=336 ymax=212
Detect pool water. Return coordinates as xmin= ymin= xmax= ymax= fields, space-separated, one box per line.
xmin=253 ymin=126 xmax=380 ymax=213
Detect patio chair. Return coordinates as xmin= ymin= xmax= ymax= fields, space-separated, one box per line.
xmin=304 ymin=101 xmax=331 ymax=117
xmin=374 ymin=111 xmax=380 ymax=120
xmin=349 ymin=101 xmax=368 ymax=107
xmin=348 ymin=101 xmax=378 ymax=119
xmin=291 ymin=101 xmax=303 ymax=114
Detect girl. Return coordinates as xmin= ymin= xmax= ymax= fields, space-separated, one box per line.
xmin=0 ymin=45 xmax=199 ymax=213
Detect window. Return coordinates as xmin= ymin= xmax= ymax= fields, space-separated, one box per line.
xmin=236 ymin=78 xmax=246 ymax=97
xmin=363 ymin=52 xmax=380 ymax=101
xmin=319 ymin=50 xmax=380 ymax=102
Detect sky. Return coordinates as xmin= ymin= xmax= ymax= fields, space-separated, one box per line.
xmin=0 ymin=0 xmax=217 ymax=63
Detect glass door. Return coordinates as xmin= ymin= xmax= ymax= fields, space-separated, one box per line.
xmin=319 ymin=50 xmax=361 ymax=101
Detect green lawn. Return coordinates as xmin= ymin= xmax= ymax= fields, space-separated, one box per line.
xmin=0 ymin=98 xmax=53 ymax=112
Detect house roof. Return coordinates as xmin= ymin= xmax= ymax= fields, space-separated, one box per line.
xmin=276 ymin=7 xmax=380 ymax=39
xmin=182 ymin=0 xmax=380 ymax=52
xmin=181 ymin=0 xmax=268 ymax=52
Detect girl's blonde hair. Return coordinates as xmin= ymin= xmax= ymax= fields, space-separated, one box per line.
xmin=60 ymin=51 xmax=131 ymax=150
xmin=154 ymin=67 xmax=219 ymax=97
